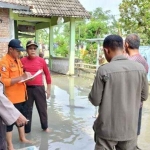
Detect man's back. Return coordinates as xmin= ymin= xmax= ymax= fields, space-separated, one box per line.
xmin=128 ymin=54 xmax=148 ymax=73
xmin=92 ymin=55 xmax=148 ymax=141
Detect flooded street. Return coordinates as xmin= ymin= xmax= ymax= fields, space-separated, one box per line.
xmin=138 ymin=93 xmax=150 ymax=150
xmin=12 ymin=74 xmax=150 ymax=150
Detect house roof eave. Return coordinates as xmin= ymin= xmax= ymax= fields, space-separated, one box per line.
xmin=0 ymin=2 xmax=30 ymax=11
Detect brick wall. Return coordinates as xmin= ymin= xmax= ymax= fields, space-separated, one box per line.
xmin=0 ymin=8 xmax=12 ymax=58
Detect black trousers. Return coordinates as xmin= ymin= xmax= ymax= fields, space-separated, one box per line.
xmin=25 ymin=86 xmax=48 ymax=133
xmin=7 ymin=102 xmax=26 ymax=132
xmin=137 ymin=107 xmax=142 ymax=135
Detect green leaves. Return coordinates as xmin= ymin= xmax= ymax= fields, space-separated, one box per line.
xmin=54 ymin=35 xmax=69 ymax=57
xmin=119 ymin=0 xmax=150 ymax=44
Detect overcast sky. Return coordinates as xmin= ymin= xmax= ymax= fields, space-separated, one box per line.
xmin=79 ymin=0 xmax=122 ymax=16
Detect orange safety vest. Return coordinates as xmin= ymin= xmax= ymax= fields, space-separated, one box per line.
xmin=0 ymin=54 xmax=26 ymax=104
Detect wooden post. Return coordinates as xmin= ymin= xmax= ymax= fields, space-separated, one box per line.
xmin=49 ymin=20 xmax=54 ymax=69
xmin=69 ymin=18 xmax=75 ymax=75
xmin=14 ymin=20 xmax=18 ymax=39
xmin=96 ymin=41 xmax=100 ymax=70
xmin=35 ymin=29 xmax=40 ymax=54
xmin=35 ymin=30 xmax=39 ymax=42
xmin=49 ymin=25 xmax=54 ymax=56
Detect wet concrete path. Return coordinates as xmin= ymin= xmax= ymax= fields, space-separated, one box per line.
xmin=12 ymin=75 xmax=150 ymax=150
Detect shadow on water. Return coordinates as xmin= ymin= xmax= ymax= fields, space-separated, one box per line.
xmin=13 ymin=76 xmax=96 ymax=150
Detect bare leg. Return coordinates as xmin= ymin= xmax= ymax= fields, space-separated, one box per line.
xmin=6 ymin=132 xmax=14 ymax=150
xmin=18 ymin=126 xmax=32 ymax=143
xmin=43 ymin=128 xmax=51 ymax=133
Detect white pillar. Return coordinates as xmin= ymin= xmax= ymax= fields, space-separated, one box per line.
xmin=9 ymin=19 xmax=15 ymax=39
xmin=69 ymin=18 xmax=75 ymax=75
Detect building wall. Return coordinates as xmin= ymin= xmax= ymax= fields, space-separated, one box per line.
xmin=0 ymin=8 xmax=14 ymax=58
xmin=51 ymin=57 xmax=69 ymax=74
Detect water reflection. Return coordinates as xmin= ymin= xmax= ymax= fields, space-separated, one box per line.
xmin=12 ymin=75 xmax=150 ymax=150
xmin=39 ymin=133 xmax=49 ymax=150
xmin=47 ymin=76 xmax=95 ymax=149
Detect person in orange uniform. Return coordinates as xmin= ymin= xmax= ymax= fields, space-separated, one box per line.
xmin=0 ymin=39 xmax=32 ymax=150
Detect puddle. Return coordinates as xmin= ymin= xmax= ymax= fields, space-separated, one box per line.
xmin=11 ymin=75 xmax=150 ymax=150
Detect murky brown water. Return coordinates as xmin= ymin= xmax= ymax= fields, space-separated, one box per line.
xmin=12 ymin=75 xmax=150 ymax=150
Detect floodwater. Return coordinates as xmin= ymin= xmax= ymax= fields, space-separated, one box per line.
xmin=12 ymin=74 xmax=150 ymax=150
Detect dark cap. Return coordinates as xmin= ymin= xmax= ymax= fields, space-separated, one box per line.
xmin=26 ymin=40 xmax=38 ymax=48
xmin=8 ymin=39 xmax=25 ymax=51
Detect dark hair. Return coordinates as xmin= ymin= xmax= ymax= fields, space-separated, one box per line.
xmin=125 ymin=34 xmax=140 ymax=49
xmin=103 ymin=35 xmax=123 ymax=50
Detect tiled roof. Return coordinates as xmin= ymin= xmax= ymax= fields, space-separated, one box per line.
xmin=0 ymin=0 xmax=90 ymax=18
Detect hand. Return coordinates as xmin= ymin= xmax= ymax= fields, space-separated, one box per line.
xmin=21 ymin=72 xmax=32 ymax=80
xmin=46 ymin=89 xmax=51 ymax=99
xmin=26 ymin=77 xmax=35 ymax=82
xmin=16 ymin=114 xmax=28 ymax=127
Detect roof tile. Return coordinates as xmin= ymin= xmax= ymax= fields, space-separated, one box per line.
xmin=0 ymin=0 xmax=90 ymax=18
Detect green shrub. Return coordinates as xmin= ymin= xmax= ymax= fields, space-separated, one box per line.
xmin=54 ymin=36 xmax=69 ymax=57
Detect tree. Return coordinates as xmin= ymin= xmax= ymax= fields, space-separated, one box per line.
xmin=86 ymin=7 xmax=111 ymax=39
xmin=108 ymin=15 xmax=123 ymax=36
xmin=54 ymin=35 xmax=69 ymax=57
xmin=63 ymin=20 xmax=87 ymax=42
xmin=63 ymin=7 xmax=112 ymax=41
xmin=90 ymin=7 xmax=110 ymax=21
xmin=119 ymin=0 xmax=150 ymax=44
